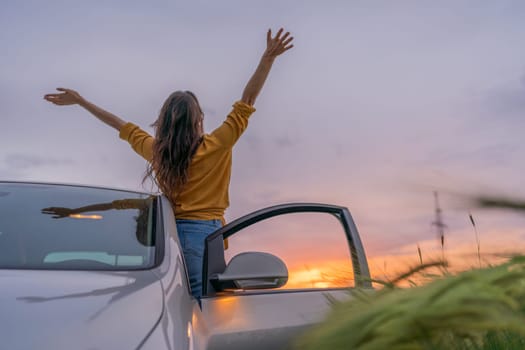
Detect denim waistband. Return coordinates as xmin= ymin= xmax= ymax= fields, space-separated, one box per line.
xmin=175 ymin=218 xmax=223 ymax=226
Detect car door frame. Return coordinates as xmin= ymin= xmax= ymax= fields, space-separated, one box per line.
xmin=202 ymin=202 xmax=372 ymax=296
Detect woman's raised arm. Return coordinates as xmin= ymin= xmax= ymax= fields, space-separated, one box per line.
xmin=44 ymin=88 xmax=126 ymax=131
xmin=241 ymin=28 xmax=294 ymax=106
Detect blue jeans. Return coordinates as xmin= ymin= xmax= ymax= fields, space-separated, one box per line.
xmin=176 ymin=219 xmax=222 ymax=299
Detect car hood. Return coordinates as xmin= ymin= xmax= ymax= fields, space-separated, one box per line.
xmin=0 ymin=269 xmax=164 ymax=350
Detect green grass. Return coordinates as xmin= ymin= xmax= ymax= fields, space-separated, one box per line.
xmin=296 ymin=256 xmax=525 ymax=349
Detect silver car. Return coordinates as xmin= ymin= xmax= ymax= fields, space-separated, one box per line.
xmin=0 ymin=181 xmax=371 ymax=350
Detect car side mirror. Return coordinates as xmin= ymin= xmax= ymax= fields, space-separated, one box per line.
xmin=210 ymin=252 xmax=288 ymax=291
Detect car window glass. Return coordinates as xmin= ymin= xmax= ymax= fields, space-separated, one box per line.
xmin=224 ymin=212 xmax=355 ymax=290
xmin=0 ymin=183 xmax=157 ymax=271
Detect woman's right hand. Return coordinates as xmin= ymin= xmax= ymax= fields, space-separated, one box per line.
xmin=44 ymin=88 xmax=84 ymax=106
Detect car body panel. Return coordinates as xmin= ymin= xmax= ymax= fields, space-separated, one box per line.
xmin=200 ymin=289 xmax=350 ymax=350
xmin=140 ymin=195 xmax=197 ymax=349
xmin=0 ymin=269 xmax=163 ymax=350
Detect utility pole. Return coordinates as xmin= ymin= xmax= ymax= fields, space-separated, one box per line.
xmin=432 ymin=191 xmax=447 ymax=260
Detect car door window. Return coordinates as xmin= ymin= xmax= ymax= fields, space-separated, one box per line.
xmin=223 ymin=212 xmax=355 ymax=290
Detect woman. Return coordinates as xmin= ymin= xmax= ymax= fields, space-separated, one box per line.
xmin=44 ymin=28 xmax=294 ymax=298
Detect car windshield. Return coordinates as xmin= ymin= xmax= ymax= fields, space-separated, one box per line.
xmin=0 ymin=182 xmax=158 ymax=270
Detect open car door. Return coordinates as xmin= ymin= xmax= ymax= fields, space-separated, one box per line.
xmin=196 ymin=203 xmax=372 ymax=350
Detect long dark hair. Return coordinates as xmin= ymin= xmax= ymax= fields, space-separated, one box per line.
xmin=144 ymin=91 xmax=203 ymax=199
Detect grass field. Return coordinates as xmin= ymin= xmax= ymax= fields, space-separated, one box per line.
xmin=295 ymin=195 xmax=525 ymax=350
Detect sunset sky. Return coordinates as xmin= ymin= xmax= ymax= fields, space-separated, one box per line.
xmin=2 ymin=1 xmax=525 ymax=280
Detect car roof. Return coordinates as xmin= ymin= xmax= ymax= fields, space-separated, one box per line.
xmin=0 ymin=180 xmax=155 ymax=196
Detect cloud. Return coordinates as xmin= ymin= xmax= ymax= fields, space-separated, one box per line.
xmin=239 ymin=133 xmax=263 ymax=152
xmin=483 ymin=74 xmax=525 ymax=121
xmin=0 ymin=167 xmax=22 ymax=180
xmin=201 ymin=106 xmax=218 ymax=119
xmin=4 ymin=154 xmax=74 ymax=170
xmin=274 ymin=135 xmax=294 ymax=148
xmin=419 ymin=143 xmax=518 ymax=168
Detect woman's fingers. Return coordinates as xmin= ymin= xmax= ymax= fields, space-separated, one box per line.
xmin=44 ymin=95 xmax=62 ymax=103
xmin=44 ymin=91 xmax=67 ymax=99
xmin=44 ymin=96 xmax=57 ymax=103
xmin=44 ymin=94 xmax=62 ymax=99
xmin=280 ymin=31 xmax=290 ymax=43
xmin=283 ymin=44 xmax=294 ymax=52
xmin=264 ymin=28 xmax=294 ymax=57
xmin=282 ymin=36 xmax=294 ymax=47
xmin=269 ymin=29 xmax=293 ymax=46
xmin=44 ymin=95 xmax=69 ymax=105
xmin=274 ymin=28 xmax=283 ymax=41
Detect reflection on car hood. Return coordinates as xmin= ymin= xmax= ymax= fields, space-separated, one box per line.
xmin=0 ymin=269 xmax=163 ymax=350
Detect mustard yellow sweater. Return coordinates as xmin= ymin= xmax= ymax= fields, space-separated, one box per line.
xmin=119 ymin=101 xmax=256 ymax=223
